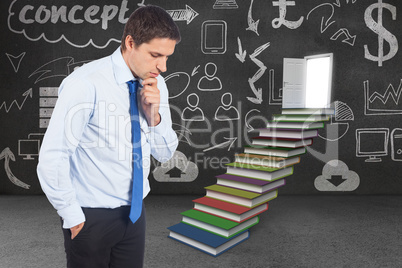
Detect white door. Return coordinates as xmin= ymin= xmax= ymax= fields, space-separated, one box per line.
xmin=282 ymin=58 xmax=305 ymax=108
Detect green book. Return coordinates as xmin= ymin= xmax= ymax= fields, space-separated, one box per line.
xmin=205 ymin=184 xmax=262 ymax=199
xmin=205 ymin=184 xmax=278 ymax=207
xmin=180 ymin=209 xmax=259 ymax=238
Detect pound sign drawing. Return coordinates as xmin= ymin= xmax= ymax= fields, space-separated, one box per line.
xmin=364 ymin=0 xmax=398 ymax=67
xmin=272 ymin=0 xmax=304 ymax=29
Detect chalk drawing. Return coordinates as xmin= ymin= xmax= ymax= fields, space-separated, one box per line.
xmin=330 ymin=28 xmax=356 ymax=46
xmin=152 ymin=151 xmax=199 ymax=182
xmin=391 ymin=128 xmax=402 ymax=161
xmin=201 ymin=20 xmax=227 ymax=54
xmin=247 ymin=42 xmax=270 ymax=104
xmin=268 ymin=69 xmax=283 ymax=105
xmin=0 ymin=147 xmax=30 ymax=189
xmin=0 ymin=88 xmax=32 ymax=113
xmin=307 ymin=3 xmax=357 ymax=46
xmin=272 ymin=0 xmax=304 ymax=29
xmin=172 ymin=123 xmax=193 ymax=145
xmin=8 ymin=0 xmax=125 ymax=49
xmin=333 ymin=0 xmax=358 ymax=8
xmin=165 ymin=72 xmax=191 ymax=99
xmin=39 ymin=87 xmax=58 ymax=128
xmin=167 ymin=5 xmax=198 ymax=25
xmin=364 ymin=79 xmax=402 ymax=115
xmin=356 ymin=128 xmax=389 ymax=162
xmin=213 ymin=0 xmax=238 ymax=9
xmin=307 ymin=3 xmax=336 ymax=33
xmin=181 ymin=93 xmax=205 ymax=122
xmin=318 ymin=101 xmax=354 ymax=141
xmin=197 ymin=63 xmax=222 ymax=92
xmin=315 ymin=160 xmax=360 ymax=191
xmin=364 ymin=0 xmax=398 ymax=67
xmin=203 ymin=137 xmax=237 ymax=152
xmin=6 ymin=52 xmax=26 ymax=72
xmin=235 ymin=37 xmax=247 ymax=63
xmin=246 ymin=0 xmax=259 ymax=36
xmin=137 ymin=0 xmax=146 ymax=7
xmin=192 ymin=66 xmax=200 ymax=76
xmin=18 ymin=139 xmax=40 ymax=160
xmin=215 ymin=93 xmax=240 ymax=121
xmin=245 ymin=109 xmax=261 ymax=132
xmin=29 ymin=57 xmax=73 ymax=83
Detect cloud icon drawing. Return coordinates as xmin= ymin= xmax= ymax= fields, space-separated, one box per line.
xmin=315 ymin=160 xmax=360 ymax=191
xmin=152 ymin=151 xmax=199 ymax=182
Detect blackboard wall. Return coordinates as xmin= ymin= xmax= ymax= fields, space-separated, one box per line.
xmin=1 ymin=0 xmax=402 ymax=195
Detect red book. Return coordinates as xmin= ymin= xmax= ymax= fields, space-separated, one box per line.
xmin=192 ymin=196 xmax=268 ymax=222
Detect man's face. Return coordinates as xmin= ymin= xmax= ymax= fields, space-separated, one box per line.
xmin=123 ymin=36 xmax=176 ymax=80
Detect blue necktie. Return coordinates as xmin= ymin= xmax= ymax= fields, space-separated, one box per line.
xmin=127 ymin=80 xmax=143 ymax=223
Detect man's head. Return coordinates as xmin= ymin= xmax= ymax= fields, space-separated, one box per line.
xmin=121 ymin=5 xmax=181 ymax=80
xmin=121 ymin=5 xmax=181 ymax=51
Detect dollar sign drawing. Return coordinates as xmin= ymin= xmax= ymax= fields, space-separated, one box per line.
xmin=364 ymin=0 xmax=398 ymax=67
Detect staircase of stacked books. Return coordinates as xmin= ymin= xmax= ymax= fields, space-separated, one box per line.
xmin=167 ymin=108 xmax=334 ymax=256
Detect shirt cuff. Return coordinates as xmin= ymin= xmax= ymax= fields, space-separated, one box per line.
xmin=148 ymin=113 xmax=168 ymax=137
xmin=57 ymin=202 xmax=86 ymax=229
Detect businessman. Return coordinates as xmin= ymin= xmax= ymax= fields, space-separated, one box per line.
xmin=37 ymin=5 xmax=180 ymax=267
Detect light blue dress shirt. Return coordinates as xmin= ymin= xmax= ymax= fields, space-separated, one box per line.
xmin=37 ymin=47 xmax=178 ymax=229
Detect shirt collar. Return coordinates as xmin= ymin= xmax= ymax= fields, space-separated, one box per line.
xmin=111 ymin=47 xmax=138 ymax=85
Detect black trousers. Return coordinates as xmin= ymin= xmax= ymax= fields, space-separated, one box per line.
xmin=62 ymin=204 xmax=146 ymax=268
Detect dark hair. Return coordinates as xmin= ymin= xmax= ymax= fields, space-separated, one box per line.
xmin=121 ymin=5 xmax=181 ymax=50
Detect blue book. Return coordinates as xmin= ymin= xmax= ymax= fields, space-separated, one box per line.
xmin=167 ymin=222 xmax=249 ymax=256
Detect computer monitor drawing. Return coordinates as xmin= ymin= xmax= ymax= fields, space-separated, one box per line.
xmin=355 ymin=128 xmax=389 ymax=162
xmin=18 ymin=139 xmax=40 ymax=160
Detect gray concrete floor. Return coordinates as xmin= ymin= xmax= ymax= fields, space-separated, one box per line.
xmin=0 ymin=195 xmax=401 ymax=268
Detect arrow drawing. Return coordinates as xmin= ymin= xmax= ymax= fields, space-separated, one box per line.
xmin=307 ymin=3 xmax=336 ymax=33
xmin=327 ymin=175 xmax=347 ymax=187
xmin=6 ymin=52 xmax=26 ymax=73
xmin=245 ymin=109 xmax=261 ymax=132
xmin=0 ymin=147 xmax=30 ymax=189
xmin=246 ymin=0 xmax=259 ymax=36
xmin=235 ymin=37 xmax=247 ymax=63
xmin=203 ymin=137 xmax=237 ymax=152
xmin=192 ymin=65 xmax=200 ymax=76
xmin=29 ymin=56 xmax=74 ymax=83
xmin=172 ymin=123 xmax=193 ymax=145
xmin=167 ymin=5 xmax=199 ymax=24
xmin=247 ymin=42 xmax=270 ymax=104
xmin=330 ymin=28 xmax=356 ymax=46
xmin=0 ymin=88 xmax=33 ymax=113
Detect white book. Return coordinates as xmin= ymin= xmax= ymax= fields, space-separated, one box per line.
xmin=281 ymin=108 xmax=335 ymax=115
xmin=272 ymin=114 xmax=330 ymax=122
